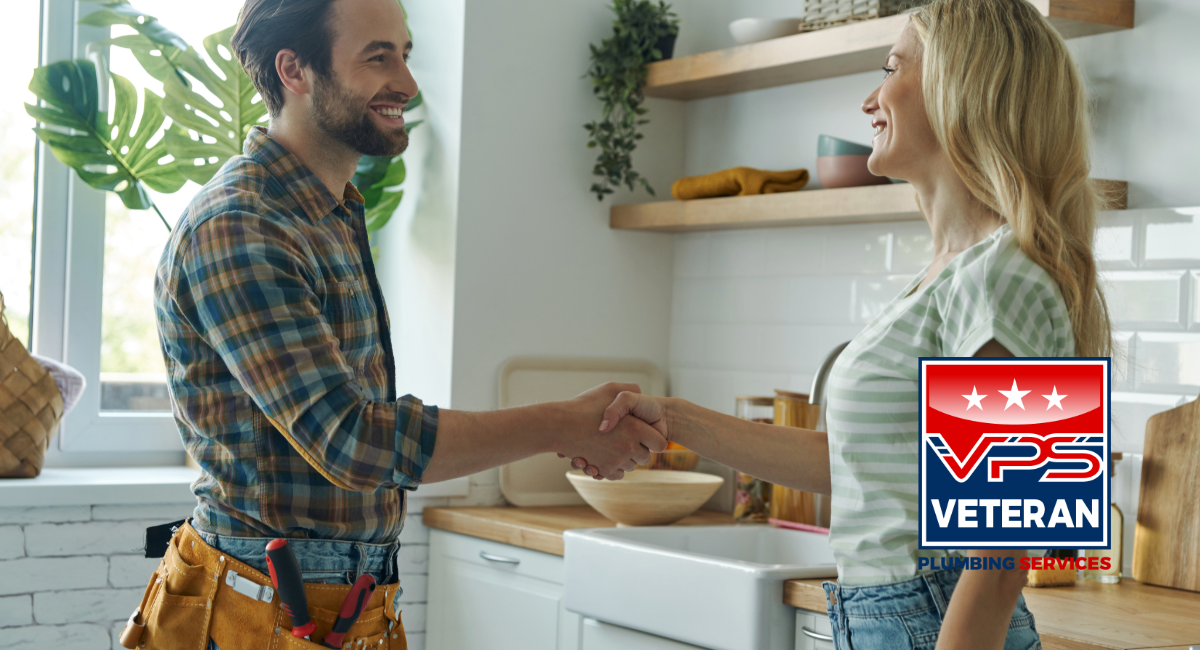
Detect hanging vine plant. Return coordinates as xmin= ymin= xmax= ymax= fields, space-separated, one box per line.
xmin=584 ymin=0 xmax=679 ymax=201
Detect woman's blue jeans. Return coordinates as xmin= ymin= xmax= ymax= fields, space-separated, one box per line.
xmin=823 ymin=568 xmax=1041 ymax=650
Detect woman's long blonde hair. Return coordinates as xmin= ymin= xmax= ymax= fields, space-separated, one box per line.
xmin=911 ymin=0 xmax=1113 ymax=358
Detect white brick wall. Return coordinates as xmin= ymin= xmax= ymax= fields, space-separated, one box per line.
xmin=667 ymin=209 xmax=1200 ymax=454
xmin=0 ymin=494 xmax=466 ymax=650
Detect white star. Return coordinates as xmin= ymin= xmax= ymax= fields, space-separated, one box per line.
xmin=998 ymin=379 xmax=1031 ymax=411
xmin=1043 ymin=386 xmax=1067 ymax=411
xmin=962 ymin=386 xmax=987 ymax=411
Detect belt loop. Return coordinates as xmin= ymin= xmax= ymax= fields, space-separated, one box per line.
xmin=923 ymin=572 xmax=949 ymax=618
xmin=354 ymin=542 xmax=368 ymax=581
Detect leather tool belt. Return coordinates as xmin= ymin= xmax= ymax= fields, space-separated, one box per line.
xmin=119 ymin=522 xmax=407 ymax=650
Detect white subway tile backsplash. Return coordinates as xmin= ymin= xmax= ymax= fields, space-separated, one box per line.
xmin=729 ymin=371 xmax=793 ymax=401
xmin=669 ymin=322 xmax=707 ymax=367
xmin=1110 ymin=392 xmax=1188 ymax=454
xmin=704 ymin=323 xmax=761 ymax=370
xmin=671 ymin=279 xmax=711 ymax=323
xmin=1142 ymin=208 xmax=1200 ymax=267
xmin=1102 ymin=271 xmax=1185 ymax=328
xmin=669 ymin=368 xmax=736 ymax=414
xmin=823 ymin=226 xmax=891 ymax=275
xmin=1094 ymin=211 xmax=1138 ymax=269
xmin=891 ymin=222 xmax=933 ymax=274
xmin=757 ymin=325 xmax=861 ymax=375
xmin=853 ymin=276 xmax=913 ymax=325
xmin=1112 ymin=332 xmax=1134 ymax=391
xmin=791 ymin=277 xmax=855 ymax=324
xmin=763 ymin=228 xmax=825 ymax=276
xmin=674 ymin=233 xmax=711 ymax=278
xmin=1133 ymin=332 xmax=1200 ymax=394
xmin=709 ymin=278 xmax=778 ymax=324
xmin=710 ymin=230 xmax=767 ymax=277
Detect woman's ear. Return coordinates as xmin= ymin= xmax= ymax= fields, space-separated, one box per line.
xmin=275 ymin=49 xmax=310 ymax=102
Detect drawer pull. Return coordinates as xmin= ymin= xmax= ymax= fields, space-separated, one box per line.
xmin=479 ymin=551 xmax=521 ymax=565
xmin=801 ymin=627 xmax=834 ymax=642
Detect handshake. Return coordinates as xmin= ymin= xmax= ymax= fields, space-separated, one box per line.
xmin=550 ymin=382 xmax=673 ymax=481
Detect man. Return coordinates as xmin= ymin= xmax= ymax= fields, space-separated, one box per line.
xmin=137 ymin=0 xmax=664 ymax=647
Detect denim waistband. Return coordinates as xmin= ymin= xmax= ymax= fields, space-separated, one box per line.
xmin=191 ymin=521 xmax=402 ymax=587
xmin=823 ymin=568 xmax=964 ymax=617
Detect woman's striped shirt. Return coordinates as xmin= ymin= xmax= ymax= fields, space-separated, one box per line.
xmin=825 ymin=224 xmax=1075 ymax=586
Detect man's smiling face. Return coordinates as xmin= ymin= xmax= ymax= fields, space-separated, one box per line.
xmin=309 ymin=0 xmax=418 ymax=157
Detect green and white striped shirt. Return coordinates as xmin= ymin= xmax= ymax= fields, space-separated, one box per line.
xmin=826 ymin=224 xmax=1074 ymax=586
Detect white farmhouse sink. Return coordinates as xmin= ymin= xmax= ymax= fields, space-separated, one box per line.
xmin=563 ymin=525 xmax=837 ymax=650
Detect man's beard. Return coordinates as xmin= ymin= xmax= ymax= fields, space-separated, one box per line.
xmin=311 ymin=72 xmax=409 ymax=157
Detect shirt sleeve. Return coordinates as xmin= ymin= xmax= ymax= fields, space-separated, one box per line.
xmin=172 ymin=211 xmax=438 ymax=493
xmin=941 ymin=240 xmax=1076 ymax=359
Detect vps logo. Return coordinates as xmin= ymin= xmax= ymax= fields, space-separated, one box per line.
xmin=919 ymin=358 xmax=1110 ymax=549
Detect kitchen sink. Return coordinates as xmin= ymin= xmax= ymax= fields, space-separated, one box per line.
xmin=563 ymin=525 xmax=837 ymax=650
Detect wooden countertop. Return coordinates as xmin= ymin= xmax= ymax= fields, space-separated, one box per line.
xmin=422 ymin=506 xmax=735 ymax=556
xmin=786 ymin=577 xmax=1200 ymax=650
xmin=424 ymin=507 xmax=1199 ymax=649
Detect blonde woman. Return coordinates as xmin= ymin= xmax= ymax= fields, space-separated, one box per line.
xmin=581 ymin=1 xmax=1113 ymax=648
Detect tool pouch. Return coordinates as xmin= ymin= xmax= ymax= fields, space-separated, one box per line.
xmin=120 ymin=522 xmax=407 ymax=650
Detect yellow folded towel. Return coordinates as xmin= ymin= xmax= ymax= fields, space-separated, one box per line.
xmin=671 ymin=167 xmax=810 ymax=201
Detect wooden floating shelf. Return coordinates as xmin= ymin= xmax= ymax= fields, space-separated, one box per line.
xmin=611 ymin=181 xmax=1128 ymax=234
xmin=644 ymin=0 xmax=1135 ymax=100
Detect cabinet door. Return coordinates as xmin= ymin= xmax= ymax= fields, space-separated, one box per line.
xmin=426 ymin=531 xmax=580 ymax=650
xmin=794 ymin=611 xmax=834 ymax=650
xmin=581 ymin=617 xmax=708 ymax=650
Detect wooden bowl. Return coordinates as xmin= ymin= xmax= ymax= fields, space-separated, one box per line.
xmin=566 ymin=470 xmax=725 ymax=527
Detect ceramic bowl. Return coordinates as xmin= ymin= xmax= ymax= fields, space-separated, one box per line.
xmin=816 ymin=134 xmax=891 ymax=189
xmin=729 ymin=18 xmax=804 ymax=45
xmin=566 ymin=469 xmax=724 ymax=527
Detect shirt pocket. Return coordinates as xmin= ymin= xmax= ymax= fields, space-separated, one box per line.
xmin=322 ymin=279 xmax=378 ymax=372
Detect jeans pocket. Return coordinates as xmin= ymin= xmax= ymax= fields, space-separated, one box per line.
xmin=846 ymin=612 xmax=923 ymax=650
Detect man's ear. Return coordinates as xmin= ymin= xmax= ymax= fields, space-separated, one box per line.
xmin=275 ymin=49 xmax=311 ymax=100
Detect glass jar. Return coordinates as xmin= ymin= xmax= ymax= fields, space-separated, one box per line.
xmin=733 ymin=397 xmax=774 ymax=522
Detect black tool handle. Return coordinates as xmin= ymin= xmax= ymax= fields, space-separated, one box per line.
xmin=265 ymin=539 xmax=315 ymax=639
xmin=324 ymin=574 xmax=377 ymax=648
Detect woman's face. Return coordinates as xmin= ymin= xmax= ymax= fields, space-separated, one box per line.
xmin=861 ymin=24 xmax=942 ymax=181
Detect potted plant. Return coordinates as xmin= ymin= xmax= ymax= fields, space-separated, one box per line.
xmin=584 ymin=0 xmax=679 ymax=201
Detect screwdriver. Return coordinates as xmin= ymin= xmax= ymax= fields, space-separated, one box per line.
xmin=323 ymin=573 xmax=377 ymax=648
xmin=265 ymin=539 xmax=316 ymax=640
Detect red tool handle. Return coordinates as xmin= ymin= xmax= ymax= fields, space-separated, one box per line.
xmin=324 ymin=574 xmax=377 ymax=648
xmin=265 ymin=539 xmax=315 ymax=639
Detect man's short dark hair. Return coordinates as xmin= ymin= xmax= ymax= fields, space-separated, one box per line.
xmin=232 ymin=0 xmax=340 ymax=116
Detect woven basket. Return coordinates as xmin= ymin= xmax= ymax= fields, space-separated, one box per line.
xmin=801 ymin=0 xmax=930 ymax=32
xmin=0 ymin=291 xmax=64 ymax=478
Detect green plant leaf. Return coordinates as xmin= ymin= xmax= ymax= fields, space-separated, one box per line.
xmin=366 ymin=190 xmax=403 ymax=232
xmin=79 ymin=0 xmax=189 ymax=52
xmin=26 ymin=59 xmax=186 ymax=213
xmin=161 ymin=26 xmax=268 ymax=185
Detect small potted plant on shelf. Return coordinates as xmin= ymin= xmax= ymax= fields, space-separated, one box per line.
xmin=584 ymin=0 xmax=679 ymax=201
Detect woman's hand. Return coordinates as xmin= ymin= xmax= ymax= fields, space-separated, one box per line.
xmin=560 ymin=391 xmax=672 ymax=479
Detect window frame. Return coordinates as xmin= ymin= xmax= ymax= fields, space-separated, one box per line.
xmin=34 ymin=0 xmax=184 ymax=466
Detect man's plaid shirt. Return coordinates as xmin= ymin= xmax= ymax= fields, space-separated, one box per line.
xmin=155 ymin=127 xmax=438 ymax=542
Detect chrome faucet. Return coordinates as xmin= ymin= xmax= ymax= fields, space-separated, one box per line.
xmin=808 ymin=341 xmax=850 ymax=528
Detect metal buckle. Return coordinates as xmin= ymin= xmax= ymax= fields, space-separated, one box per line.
xmin=224 ymin=570 xmax=275 ymax=603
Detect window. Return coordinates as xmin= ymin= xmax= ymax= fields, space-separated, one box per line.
xmin=0 ymin=2 xmax=41 ymax=349
xmin=31 ymin=0 xmax=249 ymax=463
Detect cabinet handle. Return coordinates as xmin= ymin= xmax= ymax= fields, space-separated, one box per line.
xmin=801 ymin=627 xmax=834 ymax=642
xmin=479 ymin=551 xmax=521 ymax=565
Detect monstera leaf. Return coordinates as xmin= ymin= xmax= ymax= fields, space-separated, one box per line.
xmin=80 ymin=0 xmax=197 ymax=88
xmin=25 ymin=59 xmax=186 ymax=228
xmin=352 ymin=118 xmax=423 ymax=234
xmin=160 ymin=26 xmax=268 ymax=185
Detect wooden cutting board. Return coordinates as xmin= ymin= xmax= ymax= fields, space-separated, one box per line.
xmin=1133 ymin=392 xmax=1200 ymax=592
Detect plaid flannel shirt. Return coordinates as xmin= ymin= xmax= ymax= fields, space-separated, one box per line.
xmin=155 ymin=127 xmax=438 ymax=542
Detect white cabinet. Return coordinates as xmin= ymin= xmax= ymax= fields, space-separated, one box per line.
xmin=793 ymin=611 xmax=834 ymax=650
xmin=426 ymin=530 xmax=581 ymax=650
xmin=580 ymin=617 xmax=708 ymax=650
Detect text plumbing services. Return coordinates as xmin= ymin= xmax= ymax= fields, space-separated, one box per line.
xmin=917 ymin=358 xmax=1111 ymax=569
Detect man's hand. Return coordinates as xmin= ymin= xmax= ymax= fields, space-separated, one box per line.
xmin=552 ymin=383 xmax=668 ymax=481
xmin=562 ymin=390 xmax=672 ymax=479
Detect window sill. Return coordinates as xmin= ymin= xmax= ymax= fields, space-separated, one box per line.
xmin=0 ymin=466 xmax=200 ymax=508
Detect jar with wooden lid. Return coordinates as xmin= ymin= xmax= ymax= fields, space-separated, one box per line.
xmin=770 ymin=390 xmax=818 ymax=525
xmin=733 ymin=397 xmax=774 ymax=522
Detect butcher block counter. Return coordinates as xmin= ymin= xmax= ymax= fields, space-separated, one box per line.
xmin=424 ymin=507 xmax=1200 ymax=650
